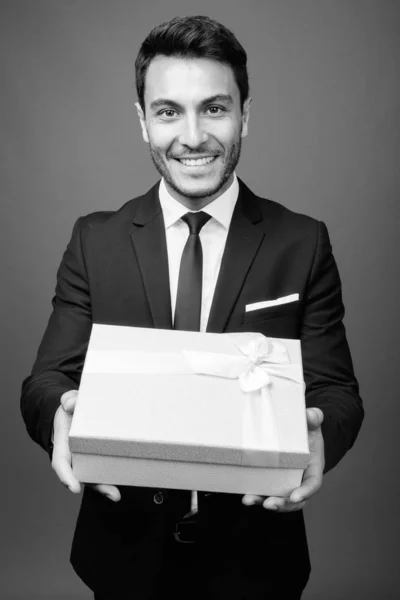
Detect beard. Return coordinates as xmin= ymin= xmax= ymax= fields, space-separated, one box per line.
xmin=148 ymin=137 xmax=242 ymax=199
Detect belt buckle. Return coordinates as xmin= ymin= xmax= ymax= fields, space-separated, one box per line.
xmin=174 ymin=513 xmax=198 ymax=544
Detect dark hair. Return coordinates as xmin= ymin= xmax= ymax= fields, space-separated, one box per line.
xmin=135 ymin=15 xmax=249 ymax=111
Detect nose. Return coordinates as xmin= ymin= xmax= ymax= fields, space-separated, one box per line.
xmin=178 ymin=116 xmax=209 ymax=148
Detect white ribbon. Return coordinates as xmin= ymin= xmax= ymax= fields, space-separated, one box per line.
xmin=181 ymin=333 xmax=303 ymax=467
xmin=182 ymin=332 xmax=302 ymax=392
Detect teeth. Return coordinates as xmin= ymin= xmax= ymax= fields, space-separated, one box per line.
xmin=179 ymin=156 xmax=215 ymax=166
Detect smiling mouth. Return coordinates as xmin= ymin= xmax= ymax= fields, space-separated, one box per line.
xmin=174 ymin=156 xmax=218 ymax=167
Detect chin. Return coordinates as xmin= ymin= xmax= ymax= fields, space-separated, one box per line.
xmin=171 ymin=174 xmax=227 ymax=199
xmin=173 ymin=183 xmax=221 ymax=199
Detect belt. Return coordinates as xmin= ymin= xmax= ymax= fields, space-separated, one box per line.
xmin=173 ymin=510 xmax=199 ymax=544
xmin=173 ymin=492 xmax=215 ymax=543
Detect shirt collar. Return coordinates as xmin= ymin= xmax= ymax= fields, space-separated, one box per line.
xmin=158 ymin=173 xmax=239 ymax=231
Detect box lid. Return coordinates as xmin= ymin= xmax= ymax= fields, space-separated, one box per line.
xmin=69 ymin=325 xmax=309 ymax=469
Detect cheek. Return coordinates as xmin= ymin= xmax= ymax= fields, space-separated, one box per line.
xmin=210 ymin=120 xmax=241 ymax=145
xmin=147 ymin=125 xmax=176 ymax=153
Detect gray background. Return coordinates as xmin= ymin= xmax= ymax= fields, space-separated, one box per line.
xmin=1 ymin=0 xmax=399 ymax=598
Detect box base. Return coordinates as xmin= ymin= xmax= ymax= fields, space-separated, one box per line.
xmin=72 ymin=453 xmax=303 ymax=497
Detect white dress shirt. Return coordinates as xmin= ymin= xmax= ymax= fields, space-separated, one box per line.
xmin=158 ymin=173 xmax=239 ymax=332
xmin=158 ymin=173 xmax=239 ymax=512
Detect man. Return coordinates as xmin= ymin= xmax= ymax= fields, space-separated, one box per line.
xmin=21 ymin=15 xmax=364 ymax=599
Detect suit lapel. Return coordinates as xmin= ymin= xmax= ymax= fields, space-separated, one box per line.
xmin=207 ymin=179 xmax=265 ymax=333
xmin=129 ymin=182 xmax=173 ymax=329
xmin=129 ymin=179 xmax=266 ymax=333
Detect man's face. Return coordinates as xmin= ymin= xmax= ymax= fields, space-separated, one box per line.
xmin=136 ymin=56 xmax=251 ymax=208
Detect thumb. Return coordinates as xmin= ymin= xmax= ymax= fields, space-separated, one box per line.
xmin=61 ymin=390 xmax=78 ymax=414
xmin=306 ymin=407 xmax=324 ymax=430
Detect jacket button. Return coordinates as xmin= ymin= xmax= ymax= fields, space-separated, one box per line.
xmin=153 ymin=491 xmax=164 ymax=505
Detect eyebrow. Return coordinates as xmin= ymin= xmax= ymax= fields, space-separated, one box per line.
xmin=149 ymin=94 xmax=234 ymax=111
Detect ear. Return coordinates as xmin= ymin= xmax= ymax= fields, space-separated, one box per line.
xmin=135 ymin=102 xmax=149 ymax=143
xmin=240 ymin=97 xmax=252 ymax=139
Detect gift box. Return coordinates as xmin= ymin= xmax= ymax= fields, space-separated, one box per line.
xmin=69 ymin=324 xmax=309 ymax=496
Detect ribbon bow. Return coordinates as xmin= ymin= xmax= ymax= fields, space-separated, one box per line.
xmin=182 ymin=332 xmax=302 ymax=392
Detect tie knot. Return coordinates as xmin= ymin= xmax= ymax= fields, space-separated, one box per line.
xmin=182 ymin=212 xmax=211 ymax=235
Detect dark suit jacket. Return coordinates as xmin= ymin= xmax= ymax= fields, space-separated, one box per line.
xmin=21 ymin=179 xmax=363 ymax=595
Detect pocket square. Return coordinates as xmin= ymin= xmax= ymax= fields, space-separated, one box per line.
xmin=245 ymin=293 xmax=299 ymax=312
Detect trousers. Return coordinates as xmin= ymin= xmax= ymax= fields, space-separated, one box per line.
xmin=93 ymin=529 xmax=306 ymax=600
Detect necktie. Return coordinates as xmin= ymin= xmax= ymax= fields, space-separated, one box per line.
xmin=174 ymin=211 xmax=211 ymax=331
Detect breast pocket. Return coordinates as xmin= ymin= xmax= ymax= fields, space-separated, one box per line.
xmin=243 ymin=301 xmax=300 ymax=324
xmin=242 ymin=301 xmax=301 ymax=338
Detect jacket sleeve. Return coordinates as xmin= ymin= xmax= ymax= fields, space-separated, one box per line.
xmin=21 ymin=218 xmax=92 ymax=456
xmin=301 ymin=220 xmax=364 ymax=473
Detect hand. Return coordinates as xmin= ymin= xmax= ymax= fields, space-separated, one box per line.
xmin=242 ymin=407 xmax=325 ymax=512
xmin=51 ymin=390 xmax=121 ymax=502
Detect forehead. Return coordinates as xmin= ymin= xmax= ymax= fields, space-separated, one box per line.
xmin=144 ymin=55 xmax=239 ymax=106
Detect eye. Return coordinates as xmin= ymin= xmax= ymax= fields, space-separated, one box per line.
xmin=159 ymin=109 xmax=178 ymax=118
xmin=205 ymin=106 xmax=225 ymax=115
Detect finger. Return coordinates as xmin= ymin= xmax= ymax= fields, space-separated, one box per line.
xmin=263 ymin=496 xmax=306 ymax=512
xmin=276 ymin=500 xmax=306 ymax=513
xmin=242 ymin=494 xmax=265 ymax=506
xmin=290 ymin=463 xmax=322 ymax=503
xmin=262 ymin=496 xmax=284 ymax=511
xmin=306 ymin=407 xmax=324 ymax=429
xmin=290 ymin=478 xmax=321 ymax=503
xmin=61 ymin=390 xmax=78 ymax=414
xmin=89 ymin=483 xmax=121 ymax=502
xmin=52 ymin=449 xmax=81 ymax=494
xmin=52 ymin=402 xmax=81 ymax=494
